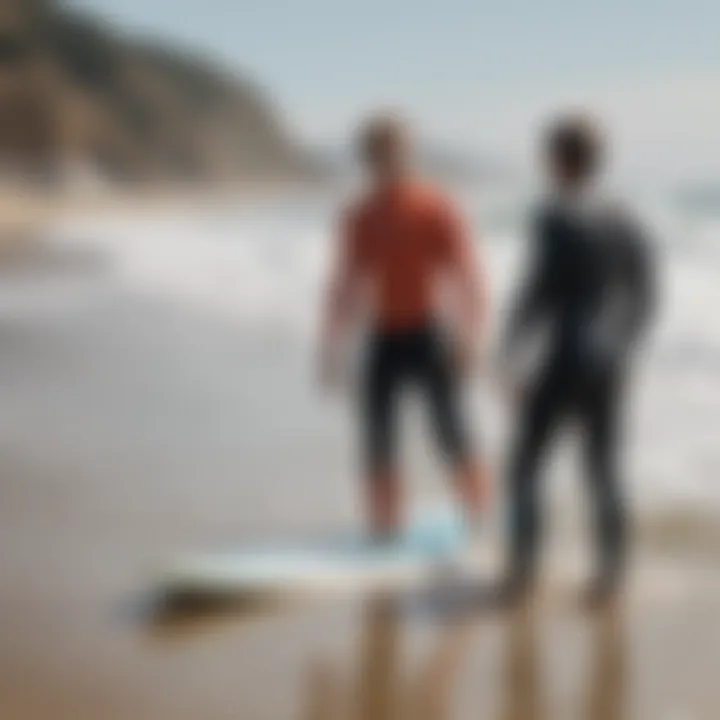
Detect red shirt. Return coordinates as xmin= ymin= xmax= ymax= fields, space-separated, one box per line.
xmin=339 ymin=182 xmax=479 ymax=332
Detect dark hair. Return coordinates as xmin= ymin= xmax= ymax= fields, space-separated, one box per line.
xmin=357 ymin=113 xmax=407 ymax=165
xmin=546 ymin=115 xmax=603 ymax=180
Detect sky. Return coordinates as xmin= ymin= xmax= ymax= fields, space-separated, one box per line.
xmin=65 ymin=0 xmax=720 ymax=184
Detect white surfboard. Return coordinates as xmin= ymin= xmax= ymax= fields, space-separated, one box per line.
xmin=160 ymin=507 xmax=486 ymax=601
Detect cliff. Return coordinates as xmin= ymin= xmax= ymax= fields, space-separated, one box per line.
xmin=0 ymin=0 xmax=316 ymax=184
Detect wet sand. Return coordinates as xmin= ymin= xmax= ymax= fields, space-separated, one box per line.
xmin=2 ymin=465 xmax=720 ymax=720
xmin=0 ymin=222 xmax=719 ymax=720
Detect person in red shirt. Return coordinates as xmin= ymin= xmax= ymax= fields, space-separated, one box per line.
xmin=320 ymin=113 xmax=491 ymax=538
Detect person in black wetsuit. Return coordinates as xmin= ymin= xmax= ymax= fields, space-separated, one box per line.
xmin=501 ymin=116 xmax=657 ymax=606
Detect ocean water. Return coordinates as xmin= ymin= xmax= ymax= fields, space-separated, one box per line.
xmin=2 ymin=187 xmax=720 ymax=541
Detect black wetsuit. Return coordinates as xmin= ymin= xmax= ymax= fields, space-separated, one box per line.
xmin=504 ymin=195 xmax=656 ymax=585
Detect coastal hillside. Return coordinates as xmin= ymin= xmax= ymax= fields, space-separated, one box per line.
xmin=0 ymin=0 xmax=316 ymax=184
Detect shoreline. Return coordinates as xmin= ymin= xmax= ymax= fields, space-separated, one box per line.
xmin=0 ymin=177 xmax=336 ymax=251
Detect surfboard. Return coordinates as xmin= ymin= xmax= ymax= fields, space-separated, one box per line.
xmin=160 ymin=507 xmax=484 ymax=601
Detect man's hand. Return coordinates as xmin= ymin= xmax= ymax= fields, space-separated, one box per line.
xmin=453 ymin=332 xmax=483 ymax=379
xmin=317 ymin=341 xmax=345 ymax=392
xmin=496 ymin=361 xmax=526 ymax=407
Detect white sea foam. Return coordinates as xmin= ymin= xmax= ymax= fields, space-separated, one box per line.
xmin=46 ymin=192 xmax=720 ymax=506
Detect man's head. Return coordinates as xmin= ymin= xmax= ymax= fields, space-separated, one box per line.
xmin=357 ymin=112 xmax=411 ymax=185
xmin=544 ymin=114 xmax=604 ymax=189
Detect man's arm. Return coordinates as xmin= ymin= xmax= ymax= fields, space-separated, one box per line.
xmin=617 ymin=215 xmax=657 ymax=353
xmin=437 ymin=199 xmax=489 ymax=365
xmin=502 ymin=210 xmax=555 ymax=365
xmin=319 ymin=208 xmax=363 ymax=385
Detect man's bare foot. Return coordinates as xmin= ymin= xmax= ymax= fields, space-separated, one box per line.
xmin=455 ymin=462 xmax=492 ymax=524
xmin=367 ymin=471 xmax=402 ymax=538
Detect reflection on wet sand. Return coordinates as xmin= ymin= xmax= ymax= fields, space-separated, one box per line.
xmin=501 ymin=604 xmax=628 ymax=720
xmin=303 ymin=597 xmax=629 ymax=720
xmin=500 ymin=607 xmax=547 ymax=720
xmin=583 ymin=608 xmax=627 ymax=720
xmin=304 ymin=598 xmax=473 ymax=720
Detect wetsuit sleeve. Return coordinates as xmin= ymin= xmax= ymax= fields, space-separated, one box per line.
xmin=617 ymin=215 xmax=657 ymax=352
xmin=502 ymin=210 xmax=555 ymax=361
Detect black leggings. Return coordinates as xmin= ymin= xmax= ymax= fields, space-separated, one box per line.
xmin=362 ymin=326 xmax=472 ymax=477
xmin=509 ymin=359 xmax=628 ymax=583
